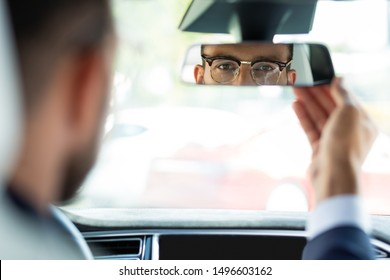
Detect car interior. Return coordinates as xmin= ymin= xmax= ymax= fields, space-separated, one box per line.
xmin=63 ymin=0 xmax=390 ymax=260
xmin=2 ymin=0 xmax=390 ymax=260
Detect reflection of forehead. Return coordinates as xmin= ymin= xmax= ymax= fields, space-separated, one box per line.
xmin=203 ymin=44 xmax=289 ymax=62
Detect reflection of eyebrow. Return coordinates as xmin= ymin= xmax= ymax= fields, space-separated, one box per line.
xmin=203 ymin=54 xmax=237 ymax=60
xmin=204 ymin=53 xmax=286 ymax=62
xmin=253 ymin=55 xmax=286 ymax=62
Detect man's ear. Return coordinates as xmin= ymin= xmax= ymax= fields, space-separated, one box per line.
xmin=194 ymin=64 xmax=205 ymax=84
xmin=287 ymin=69 xmax=296 ymax=86
xmin=67 ymin=49 xmax=109 ymax=147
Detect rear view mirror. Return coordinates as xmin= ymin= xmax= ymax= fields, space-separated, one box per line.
xmin=181 ymin=43 xmax=334 ymax=87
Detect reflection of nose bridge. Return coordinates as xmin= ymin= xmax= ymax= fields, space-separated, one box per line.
xmin=237 ymin=61 xmax=255 ymax=85
xmin=239 ymin=61 xmax=251 ymax=72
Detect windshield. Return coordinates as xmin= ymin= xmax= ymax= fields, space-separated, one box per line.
xmin=64 ymin=0 xmax=390 ymax=215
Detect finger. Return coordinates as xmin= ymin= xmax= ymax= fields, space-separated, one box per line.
xmin=331 ymin=77 xmax=354 ymax=106
xmin=292 ymin=100 xmax=320 ymax=149
xmin=293 ymin=86 xmax=310 ymax=98
xmin=312 ymin=85 xmax=336 ymax=115
xmin=294 ymin=85 xmax=336 ymax=115
xmin=293 ymin=87 xmax=329 ymax=131
xmin=331 ymin=77 xmax=371 ymax=120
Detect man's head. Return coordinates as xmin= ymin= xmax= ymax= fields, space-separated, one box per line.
xmin=7 ymin=0 xmax=116 ymax=206
xmin=194 ymin=43 xmax=296 ymax=86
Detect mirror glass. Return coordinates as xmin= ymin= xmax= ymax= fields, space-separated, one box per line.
xmin=181 ymin=43 xmax=334 ymax=87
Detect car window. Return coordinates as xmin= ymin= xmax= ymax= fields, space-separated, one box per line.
xmin=64 ymin=0 xmax=390 ymax=215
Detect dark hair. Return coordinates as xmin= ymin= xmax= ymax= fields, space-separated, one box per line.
xmin=200 ymin=44 xmax=206 ymax=66
xmin=286 ymin=44 xmax=293 ymax=70
xmin=200 ymin=43 xmax=294 ymax=64
xmin=6 ymin=0 xmax=113 ymax=114
xmin=287 ymin=44 xmax=294 ymax=61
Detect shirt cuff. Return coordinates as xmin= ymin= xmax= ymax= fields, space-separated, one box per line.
xmin=306 ymin=195 xmax=371 ymax=240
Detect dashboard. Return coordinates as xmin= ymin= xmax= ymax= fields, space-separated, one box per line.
xmin=83 ymin=229 xmax=307 ymax=260
xmin=65 ymin=208 xmax=390 ymax=260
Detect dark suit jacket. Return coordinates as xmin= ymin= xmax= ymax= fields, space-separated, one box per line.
xmin=1 ymin=186 xmax=91 ymax=259
xmin=303 ymin=226 xmax=375 ymax=259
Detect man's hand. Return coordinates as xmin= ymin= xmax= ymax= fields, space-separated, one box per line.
xmin=293 ymin=78 xmax=377 ymax=203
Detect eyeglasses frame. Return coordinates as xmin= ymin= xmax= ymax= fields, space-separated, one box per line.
xmin=201 ymin=55 xmax=293 ymax=85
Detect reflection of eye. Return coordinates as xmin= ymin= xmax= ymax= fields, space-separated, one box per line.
xmin=214 ymin=61 xmax=238 ymax=72
xmin=253 ymin=63 xmax=277 ymax=72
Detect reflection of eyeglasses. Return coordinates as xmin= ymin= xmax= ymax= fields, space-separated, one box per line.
xmin=201 ymin=55 xmax=292 ymax=85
